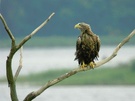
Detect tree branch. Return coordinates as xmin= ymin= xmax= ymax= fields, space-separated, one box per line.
xmin=0 ymin=12 xmax=55 ymax=101
xmin=16 ymin=12 xmax=55 ymax=50
xmin=24 ymin=29 xmax=135 ymax=101
xmin=14 ymin=46 xmax=23 ymax=82
xmin=0 ymin=13 xmax=16 ymax=46
xmin=13 ymin=12 xmax=55 ymax=81
xmin=0 ymin=13 xmax=19 ymax=101
xmin=96 ymin=29 xmax=135 ymax=67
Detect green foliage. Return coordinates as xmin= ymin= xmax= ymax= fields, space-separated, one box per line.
xmin=130 ymin=59 xmax=135 ymax=71
xmin=11 ymin=61 xmax=135 ymax=85
xmin=1 ymin=61 xmax=135 ymax=85
xmin=1 ymin=35 xmax=135 ymax=48
xmin=58 ymin=66 xmax=135 ymax=85
xmin=0 ymin=0 xmax=135 ymax=38
xmin=17 ymin=69 xmax=69 ymax=85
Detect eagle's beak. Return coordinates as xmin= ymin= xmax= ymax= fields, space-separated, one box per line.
xmin=74 ymin=23 xmax=81 ymax=29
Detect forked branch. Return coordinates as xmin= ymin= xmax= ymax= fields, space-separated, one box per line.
xmin=0 ymin=12 xmax=55 ymax=101
xmin=24 ymin=29 xmax=135 ymax=101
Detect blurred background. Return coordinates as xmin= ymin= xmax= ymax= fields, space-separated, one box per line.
xmin=0 ymin=0 xmax=135 ymax=101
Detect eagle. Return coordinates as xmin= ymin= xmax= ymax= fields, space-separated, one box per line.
xmin=74 ymin=22 xmax=100 ymax=68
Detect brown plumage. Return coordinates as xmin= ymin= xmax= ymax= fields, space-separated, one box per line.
xmin=74 ymin=22 xmax=100 ymax=68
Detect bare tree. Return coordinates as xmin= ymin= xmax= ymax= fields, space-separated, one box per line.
xmin=0 ymin=13 xmax=135 ymax=101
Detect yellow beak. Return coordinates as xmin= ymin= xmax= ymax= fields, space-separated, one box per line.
xmin=74 ymin=23 xmax=81 ymax=29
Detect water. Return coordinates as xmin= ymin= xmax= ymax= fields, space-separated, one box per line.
xmin=0 ymin=46 xmax=135 ymax=77
xmin=0 ymin=84 xmax=135 ymax=101
xmin=0 ymin=46 xmax=135 ymax=101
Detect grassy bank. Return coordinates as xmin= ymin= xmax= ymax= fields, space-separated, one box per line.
xmin=1 ymin=60 xmax=133 ymax=85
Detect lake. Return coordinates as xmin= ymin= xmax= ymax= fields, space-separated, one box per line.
xmin=0 ymin=46 xmax=135 ymax=77
xmin=0 ymin=46 xmax=135 ymax=101
xmin=0 ymin=84 xmax=135 ymax=101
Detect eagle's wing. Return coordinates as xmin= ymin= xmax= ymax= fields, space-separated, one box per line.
xmin=76 ymin=36 xmax=81 ymax=50
xmin=94 ymin=35 xmax=100 ymax=57
xmin=96 ymin=35 xmax=100 ymax=52
xmin=74 ymin=36 xmax=81 ymax=60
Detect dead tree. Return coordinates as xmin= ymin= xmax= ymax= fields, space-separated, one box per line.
xmin=0 ymin=13 xmax=135 ymax=101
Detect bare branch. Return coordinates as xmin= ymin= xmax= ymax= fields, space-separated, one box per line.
xmin=24 ymin=29 xmax=135 ymax=101
xmin=95 ymin=29 xmax=135 ymax=67
xmin=0 ymin=13 xmax=16 ymax=46
xmin=14 ymin=46 xmax=23 ymax=82
xmin=16 ymin=12 xmax=55 ymax=50
xmin=0 ymin=13 xmax=19 ymax=101
xmin=0 ymin=12 xmax=55 ymax=101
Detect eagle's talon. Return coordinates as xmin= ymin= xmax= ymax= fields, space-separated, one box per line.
xmin=80 ymin=62 xmax=87 ymax=68
xmin=89 ymin=62 xmax=95 ymax=69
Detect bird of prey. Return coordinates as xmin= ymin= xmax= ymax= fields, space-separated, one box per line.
xmin=74 ymin=22 xmax=100 ymax=68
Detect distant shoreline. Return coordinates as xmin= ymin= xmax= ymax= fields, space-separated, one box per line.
xmin=1 ymin=63 xmax=135 ymax=85
xmin=0 ymin=35 xmax=135 ymax=48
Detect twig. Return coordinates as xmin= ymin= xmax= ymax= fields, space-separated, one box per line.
xmin=24 ymin=29 xmax=135 ymax=101
xmin=16 ymin=12 xmax=55 ymax=50
xmin=0 ymin=13 xmax=16 ymax=46
xmin=14 ymin=46 xmax=23 ymax=82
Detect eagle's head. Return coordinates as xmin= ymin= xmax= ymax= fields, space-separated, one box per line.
xmin=74 ymin=22 xmax=91 ymax=32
